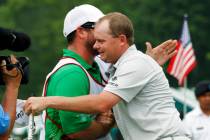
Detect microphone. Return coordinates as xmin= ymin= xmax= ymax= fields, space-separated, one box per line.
xmin=0 ymin=27 xmax=31 ymax=51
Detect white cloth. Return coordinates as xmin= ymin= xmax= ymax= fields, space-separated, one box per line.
xmin=95 ymin=55 xmax=110 ymax=82
xmin=41 ymin=57 xmax=111 ymax=140
xmin=15 ymin=99 xmax=29 ymax=126
xmin=104 ymin=45 xmax=188 ymax=140
xmin=11 ymin=99 xmax=44 ymax=139
xmin=159 ymin=136 xmax=191 ymax=140
xmin=183 ymin=105 xmax=210 ymax=140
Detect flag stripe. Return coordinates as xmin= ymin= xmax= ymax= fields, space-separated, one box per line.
xmin=178 ymin=56 xmax=196 ymax=80
xmin=167 ymin=16 xmax=196 ymax=86
xmin=173 ymin=47 xmax=184 ymax=77
xmin=178 ymin=60 xmax=196 ymax=85
xmin=174 ymin=45 xmax=195 ymax=78
xmin=170 ymin=44 xmax=183 ymax=75
xmin=183 ymin=49 xmax=195 ymax=67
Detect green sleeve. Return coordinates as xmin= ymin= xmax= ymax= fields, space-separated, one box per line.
xmin=49 ymin=64 xmax=92 ymax=134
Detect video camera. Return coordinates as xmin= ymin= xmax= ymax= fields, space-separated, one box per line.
xmin=0 ymin=27 xmax=31 ymax=85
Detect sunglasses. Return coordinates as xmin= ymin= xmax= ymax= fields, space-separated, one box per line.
xmin=81 ymin=22 xmax=95 ymax=29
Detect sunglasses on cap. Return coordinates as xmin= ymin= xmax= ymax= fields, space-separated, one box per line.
xmin=81 ymin=22 xmax=95 ymax=29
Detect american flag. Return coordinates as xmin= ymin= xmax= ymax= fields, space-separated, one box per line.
xmin=167 ymin=15 xmax=196 ymax=86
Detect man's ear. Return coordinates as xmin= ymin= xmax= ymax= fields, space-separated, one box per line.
xmin=118 ymin=34 xmax=127 ymax=46
xmin=76 ymin=27 xmax=87 ymax=39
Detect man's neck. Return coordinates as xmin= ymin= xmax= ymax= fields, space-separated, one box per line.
xmin=200 ymin=106 xmax=210 ymax=116
xmin=67 ymin=44 xmax=94 ymax=65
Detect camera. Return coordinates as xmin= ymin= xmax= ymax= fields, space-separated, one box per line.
xmin=0 ymin=27 xmax=31 ymax=85
xmin=0 ymin=56 xmax=30 ymax=85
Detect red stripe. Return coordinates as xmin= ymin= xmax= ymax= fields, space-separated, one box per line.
xmin=178 ymin=61 xmax=196 ymax=86
xmin=177 ymin=58 xmax=195 ymax=82
xmin=175 ymin=47 xmax=194 ymax=77
xmin=173 ymin=47 xmax=184 ymax=77
xmin=167 ymin=41 xmax=181 ymax=73
xmin=183 ymin=46 xmax=193 ymax=58
xmin=175 ymin=48 xmax=195 ymax=82
xmin=183 ymin=51 xmax=195 ymax=68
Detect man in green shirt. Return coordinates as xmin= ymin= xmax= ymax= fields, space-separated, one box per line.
xmin=42 ymin=4 xmax=114 ymax=140
xmin=44 ymin=49 xmax=110 ymax=140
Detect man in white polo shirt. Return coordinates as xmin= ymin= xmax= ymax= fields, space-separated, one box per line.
xmin=24 ymin=11 xmax=187 ymax=140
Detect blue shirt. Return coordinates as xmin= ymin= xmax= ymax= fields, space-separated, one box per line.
xmin=0 ymin=105 xmax=10 ymax=134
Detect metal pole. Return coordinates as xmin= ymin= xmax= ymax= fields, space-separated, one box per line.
xmin=183 ymin=77 xmax=187 ymax=118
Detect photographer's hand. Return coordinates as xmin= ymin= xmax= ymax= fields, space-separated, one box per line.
xmin=0 ymin=55 xmax=22 ymax=139
xmin=1 ymin=55 xmax=22 ymax=88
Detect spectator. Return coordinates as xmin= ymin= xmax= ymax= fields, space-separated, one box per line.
xmin=183 ymin=80 xmax=210 ymax=140
xmin=0 ymin=55 xmax=22 ymax=140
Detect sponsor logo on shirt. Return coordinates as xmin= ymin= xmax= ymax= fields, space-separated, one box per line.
xmin=109 ymin=81 xmax=118 ymax=87
xmin=16 ymin=110 xmax=24 ymax=120
xmin=111 ymin=76 xmax=117 ymax=81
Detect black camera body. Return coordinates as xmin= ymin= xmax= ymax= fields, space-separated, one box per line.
xmin=0 ymin=27 xmax=31 ymax=85
xmin=0 ymin=56 xmax=30 ymax=85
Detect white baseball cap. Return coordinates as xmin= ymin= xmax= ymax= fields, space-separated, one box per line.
xmin=63 ymin=4 xmax=104 ymax=37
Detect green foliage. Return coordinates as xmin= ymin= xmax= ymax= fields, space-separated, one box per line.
xmin=0 ymin=0 xmax=210 ymax=99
